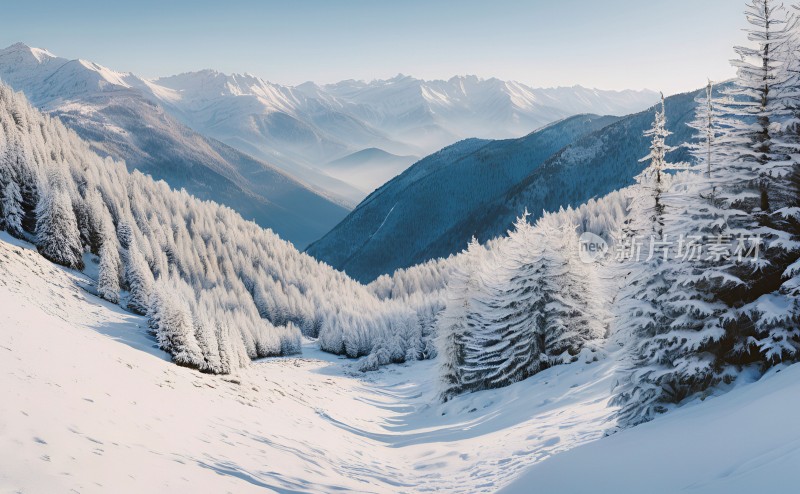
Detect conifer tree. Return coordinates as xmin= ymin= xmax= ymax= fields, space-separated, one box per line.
xmin=97 ymin=240 xmax=120 ymax=304
xmin=1 ymin=181 xmax=24 ymax=237
xmin=460 ymin=214 xmax=547 ymax=390
xmin=638 ymin=94 xmax=676 ymax=237
xmin=35 ymin=169 xmax=84 ymax=270
xmin=125 ymin=240 xmax=154 ymax=315
xmin=147 ymin=278 xmax=205 ymax=368
xmin=724 ymin=0 xmax=792 ymax=214
xmin=437 ymin=238 xmax=481 ymax=402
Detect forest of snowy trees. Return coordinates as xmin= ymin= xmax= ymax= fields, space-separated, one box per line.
xmin=0 ymin=0 xmax=797 ymax=432
xmin=0 ymin=82 xmax=439 ymax=374
xmin=430 ymin=0 xmax=800 ymax=426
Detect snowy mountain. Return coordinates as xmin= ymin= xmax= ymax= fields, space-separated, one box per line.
xmin=150 ymin=70 xmax=393 ymax=204
xmin=0 ymin=43 xmax=659 ymax=207
xmin=320 ymin=74 xmax=659 ymax=150
xmin=152 ymin=71 xmax=658 ymax=200
xmin=307 ymin=89 xmax=701 ymax=283
xmin=0 ymin=43 xmax=349 ymax=248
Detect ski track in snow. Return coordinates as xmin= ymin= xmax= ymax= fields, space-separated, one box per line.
xmin=371 ymin=204 xmax=397 ymax=240
xmin=0 ymin=232 xmax=617 ymax=493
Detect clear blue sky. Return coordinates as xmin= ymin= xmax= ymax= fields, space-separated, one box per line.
xmin=2 ymin=0 xmax=747 ymax=94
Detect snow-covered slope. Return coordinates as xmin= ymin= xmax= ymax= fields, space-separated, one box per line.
xmin=0 ymin=231 xmax=612 ymax=492
xmin=0 ymin=43 xmax=349 ymax=248
xmin=308 ymin=89 xmax=701 ymax=283
xmin=501 ymin=364 xmax=800 ymax=494
xmin=3 ymin=229 xmax=796 ymax=493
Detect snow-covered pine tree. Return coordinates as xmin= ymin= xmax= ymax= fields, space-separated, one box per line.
xmin=685 ymin=80 xmax=741 ymax=184
xmin=612 ymin=91 xmax=735 ymax=426
xmin=34 ymin=168 xmax=84 ymax=270
xmin=538 ymin=221 xmax=606 ymax=360
xmin=192 ymin=306 xmax=223 ymax=374
xmin=0 ymin=140 xmax=22 ymax=236
xmin=95 ymin=198 xmax=121 ymax=304
xmin=690 ymin=81 xmax=718 ymax=179
xmin=713 ymin=0 xmax=800 ymax=365
xmin=124 ymin=239 xmax=154 ymax=315
xmin=97 ymin=240 xmax=121 ymax=304
xmin=611 ymin=180 xmax=728 ymax=427
xmin=638 ymin=93 xmax=676 ymax=237
xmin=12 ymin=140 xmax=41 ymax=236
xmin=726 ymin=0 xmax=793 ymax=214
xmin=437 ymin=237 xmax=482 ymax=402
xmin=147 ymin=277 xmax=205 ymax=369
xmin=735 ymin=3 xmax=800 ymax=364
xmin=772 ymin=7 xmax=800 ymax=234
xmin=116 ymin=220 xmax=134 ymax=251
xmin=214 ymin=315 xmax=236 ymax=375
xmin=1 ymin=181 xmax=24 ymax=237
xmin=83 ymin=187 xmax=109 ymax=254
xmin=459 ymin=213 xmax=547 ymax=390
xmin=455 ymin=212 xmax=606 ymax=395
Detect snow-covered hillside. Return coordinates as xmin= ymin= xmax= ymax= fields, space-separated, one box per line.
xmin=501 ymin=363 xmax=800 ymax=494
xmin=2 ymin=229 xmax=798 ymax=493
xmin=0 ymin=43 xmax=350 ymax=248
xmin=0 ymin=231 xmax=612 ymax=493
xmin=0 ymin=81 xmax=436 ymax=374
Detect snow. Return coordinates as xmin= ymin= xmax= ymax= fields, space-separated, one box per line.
xmin=501 ymin=364 xmax=800 ymax=494
xmin=0 ymin=232 xmax=618 ymax=493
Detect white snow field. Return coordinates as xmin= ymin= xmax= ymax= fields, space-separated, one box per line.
xmin=1 ymin=229 xmax=798 ymax=493
xmin=502 ymin=363 xmax=800 ymax=494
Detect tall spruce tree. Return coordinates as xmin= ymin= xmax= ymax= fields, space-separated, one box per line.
xmin=1 ymin=181 xmax=23 ymax=237
xmin=124 ymin=239 xmax=154 ymax=315
xmin=637 ymin=94 xmax=676 ymax=237
xmin=97 ymin=240 xmax=121 ymax=304
xmin=437 ymin=237 xmax=482 ymax=402
xmin=35 ymin=168 xmax=84 ymax=270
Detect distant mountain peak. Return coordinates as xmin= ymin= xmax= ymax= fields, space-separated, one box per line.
xmin=0 ymin=42 xmax=57 ymax=64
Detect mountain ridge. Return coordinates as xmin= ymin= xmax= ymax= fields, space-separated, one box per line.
xmin=306 ymin=114 xmax=623 ymax=281
xmin=0 ymin=42 xmax=350 ymax=248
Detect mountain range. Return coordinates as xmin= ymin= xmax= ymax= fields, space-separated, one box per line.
xmin=307 ymin=89 xmax=700 ymax=282
xmin=0 ymin=43 xmax=659 ymax=207
xmin=0 ymin=42 xmax=349 ymax=248
xmin=155 ymin=71 xmax=659 ymax=200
